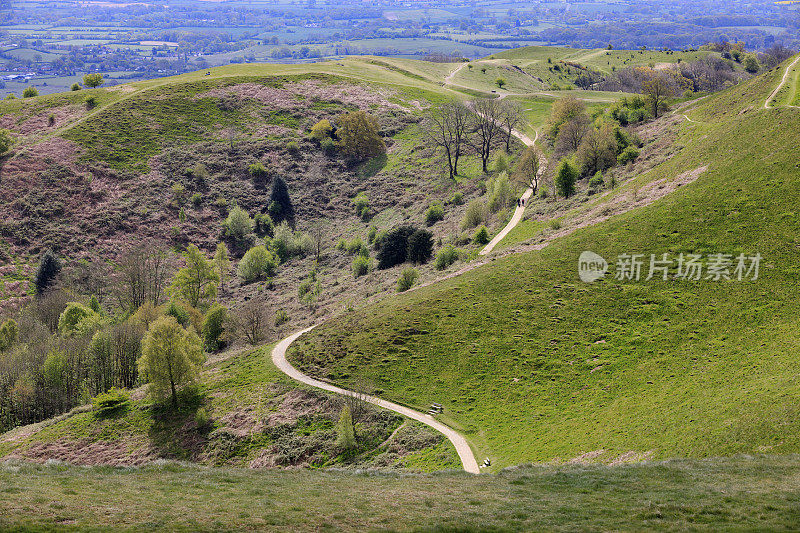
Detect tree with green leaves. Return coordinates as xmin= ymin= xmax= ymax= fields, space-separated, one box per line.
xmin=213 ymin=242 xmax=231 ymax=294
xmin=336 ymin=404 xmax=356 ymax=450
xmin=268 ymin=176 xmax=294 ymax=224
xmin=202 ymin=303 xmax=227 ymax=352
xmin=337 ymin=110 xmax=386 ymax=162
xmin=34 ymin=248 xmax=62 ymax=294
xmin=22 ymin=87 xmax=38 ymax=98
xmin=0 ymin=319 xmax=17 ymax=352
xmin=555 ymin=159 xmax=578 ymax=198
xmin=83 ymin=73 xmax=104 ymax=88
xmin=138 ymin=316 xmax=204 ymax=407
xmin=172 ymin=245 xmax=219 ymax=308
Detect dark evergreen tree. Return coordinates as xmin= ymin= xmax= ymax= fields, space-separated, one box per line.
xmin=268 ymin=176 xmax=294 ymax=223
xmin=34 ymin=248 xmax=61 ymax=294
xmin=406 ymin=229 xmax=434 ymax=265
xmin=377 ymin=226 xmax=416 ymax=270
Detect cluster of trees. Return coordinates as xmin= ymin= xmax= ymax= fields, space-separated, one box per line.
xmin=545 ymin=96 xmax=641 ymax=198
xmin=0 ymin=237 xmax=286 ymax=431
xmin=424 ymin=98 xmax=523 ymax=179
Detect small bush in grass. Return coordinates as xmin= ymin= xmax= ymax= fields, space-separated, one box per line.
xmin=376 ymin=226 xmax=416 ymax=269
xmin=195 ymin=407 xmax=211 ymax=429
xmin=367 ymin=225 xmax=377 ymax=244
xmin=22 ymin=86 xmax=38 ymax=98
xmin=321 ymin=137 xmax=336 ymax=156
xmin=248 ymin=161 xmax=270 ymax=184
xmin=274 ymin=309 xmax=289 ymax=326
xmin=617 ymin=146 xmax=639 ymax=165
xmin=70 ymin=83 xmax=81 ymax=91
xmin=555 ymin=159 xmax=578 ymax=198
xmin=253 ymin=213 xmax=274 ymax=237
xmin=397 ymin=268 xmax=419 ymax=292
xmin=190 ymin=193 xmax=202 ymax=207
xmin=461 ymin=200 xmax=486 ymax=230
xmin=298 ymin=271 xmax=321 ymax=308
xmin=549 ymin=219 xmax=562 ymax=230
xmin=434 ymin=244 xmax=459 ymax=270
xmin=473 ymin=225 xmax=490 ymax=245
xmin=0 ymin=129 xmax=12 ymax=155
xmin=352 ymin=255 xmax=372 ymax=278
xmin=0 ymin=319 xmax=18 ymax=352
xmin=494 ymin=153 xmax=509 ymax=173
xmin=425 ymin=204 xmax=444 ymax=226
xmin=353 ymin=193 xmax=370 ymax=220
xmin=310 ymin=119 xmax=333 ymax=141
xmin=179 ymin=207 xmax=186 ymax=222
xmin=238 ymin=246 xmax=278 ymax=283
xmin=48 ymin=114 xmax=55 ymax=127
xmin=338 ymin=237 xmax=366 ymax=255
xmin=449 ymin=192 xmax=464 ymax=205
xmin=286 ymin=141 xmax=300 ymax=156
xmin=538 ymin=185 xmax=549 ymax=199
xmin=589 ymin=171 xmax=604 ymax=189
xmin=224 ymin=206 xmax=254 ymax=245
xmin=92 ymin=387 xmax=130 ymax=414
xmin=85 ymin=95 xmax=97 ymax=109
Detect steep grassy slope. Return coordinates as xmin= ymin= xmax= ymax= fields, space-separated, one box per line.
xmin=2 ymin=454 xmax=800 ymax=530
xmin=288 ymin=60 xmax=800 ymax=468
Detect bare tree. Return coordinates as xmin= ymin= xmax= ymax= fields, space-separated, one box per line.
xmin=500 ymin=101 xmax=523 ymax=153
xmin=310 ymin=221 xmax=328 ymax=263
xmin=231 ymin=299 xmax=271 ymax=346
xmin=115 ymin=240 xmax=173 ymax=312
xmin=555 ymin=115 xmax=590 ymax=154
xmin=423 ymin=100 xmax=470 ymax=180
xmin=470 ymin=98 xmax=504 ymax=173
xmin=513 ymin=145 xmax=543 ymax=195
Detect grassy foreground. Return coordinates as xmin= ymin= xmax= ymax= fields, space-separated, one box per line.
xmin=1 ymin=454 xmax=800 ymax=531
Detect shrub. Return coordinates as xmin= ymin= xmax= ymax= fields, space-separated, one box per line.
xmin=744 ymin=54 xmax=760 ymax=74
xmin=286 ymin=141 xmax=300 ymax=156
xmin=34 ymin=249 xmax=62 ymax=294
xmin=70 ymin=83 xmax=81 ymax=91
xmin=0 ymin=128 xmax=13 ymax=155
xmin=48 ymin=114 xmax=55 ymax=126
xmin=617 ymin=146 xmax=639 ymax=165
xmin=83 ymin=73 xmax=104 ymax=88
xmin=321 ymin=137 xmax=336 ymax=157
xmin=338 ymin=237 xmax=365 ymax=256
xmin=296 ymin=232 xmax=314 ymax=257
xmin=92 ymin=387 xmax=130 ymax=414
xmin=555 ymin=159 xmax=578 ymax=198
xmin=0 ymin=319 xmax=18 ymax=352
xmin=253 ymin=213 xmax=274 ymax=237
xmin=248 ymin=161 xmax=270 ymax=184
xmin=367 ymin=225 xmax=378 ymax=244
xmin=424 ymin=204 xmax=444 ymax=226
xmin=352 ymin=255 xmax=371 ymax=278
xmin=171 ymin=183 xmax=187 ymax=205
xmin=202 ymin=303 xmax=227 ymax=352
xmin=488 ymin=171 xmax=514 ymax=213
xmin=353 ymin=193 xmax=370 ymax=221
xmin=538 ymin=185 xmax=549 ymax=199
xmin=434 ymin=244 xmax=459 ymax=270
xmin=549 ymin=219 xmax=562 ymax=230
xmin=473 ymin=225 xmax=490 ymax=245
xmin=377 ymin=226 xmax=416 ymax=269
xmin=298 ymin=271 xmax=321 ymax=308
xmin=190 ymin=193 xmax=202 ymax=207
xmin=224 ymin=206 xmax=254 ymax=245
xmin=589 ymin=171 xmax=605 ymax=189
xmin=461 ymin=200 xmax=486 ymax=230
xmin=494 ymin=153 xmax=509 ymax=173
xmin=270 ymin=222 xmax=309 ymax=262
xmin=22 ymin=86 xmax=38 ymax=98
xmin=274 ymin=309 xmax=289 ymax=326
xmin=195 ymin=407 xmax=211 ymax=429
xmin=397 ymin=268 xmax=419 ymax=292
xmin=449 ymin=192 xmax=464 ymax=205
xmin=85 ymin=95 xmax=97 ymax=109
xmin=58 ymin=302 xmax=96 ymax=336
xmin=407 ymin=229 xmax=434 ymax=265
xmin=238 ymin=246 xmax=278 ymax=283
xmin=310 ymin=119 xmax=333 ymax=141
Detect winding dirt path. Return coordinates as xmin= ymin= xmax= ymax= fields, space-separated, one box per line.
xmin=480 ymin=129 xmax=539 ymax=255
xmin=271 ymin=327 xmax=481 ymax=474
xmin=764 ymin=54 xmax=800 ymax=109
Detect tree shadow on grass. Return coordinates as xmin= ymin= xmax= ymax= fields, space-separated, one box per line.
xmin=146 ymin=387 xmax=211 ymax=461
xmin=355 ymin=153 xmax=388 ymax=179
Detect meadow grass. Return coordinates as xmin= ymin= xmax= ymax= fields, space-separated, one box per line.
xmin=1 ymin=454 xmax=799 ymax=530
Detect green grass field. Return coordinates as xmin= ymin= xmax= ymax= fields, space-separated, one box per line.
xmin=2 ymin=454 xmax=800 ymax=530
xmin=287 ymin=60 xmax=800 ymax=468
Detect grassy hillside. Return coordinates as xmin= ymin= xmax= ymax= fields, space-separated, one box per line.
xmin=2 ymin=454 xmax=800 ymax=530
xmin=288 ymin=58 xmax=800 ymax=468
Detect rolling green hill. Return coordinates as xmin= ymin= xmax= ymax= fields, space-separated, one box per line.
xmin=288 ymin=56 xmax=800 ymax=468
